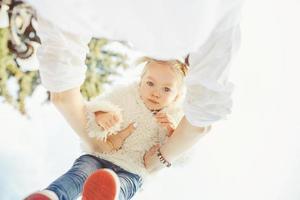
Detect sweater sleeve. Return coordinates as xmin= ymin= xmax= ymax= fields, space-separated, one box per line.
xmin=84 ymin=83 xmax=134 ymax=141
xmin=85 ymin=94 xmax=123 ymax=141
xmin=37 ymin=17 xmax=90 ymax=92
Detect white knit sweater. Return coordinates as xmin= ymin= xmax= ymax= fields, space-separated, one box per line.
xmin=84 ymin=82 xmax=184 ymax=179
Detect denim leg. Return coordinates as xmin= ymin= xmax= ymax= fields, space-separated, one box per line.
xmin=46 ymin=154 xmax=103 ymax=200
xmin=116 ymin=170 xmax=143 ymax=200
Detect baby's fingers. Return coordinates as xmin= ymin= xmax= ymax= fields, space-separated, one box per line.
xmin=101 ymin=117 xmax=113 ymax=130
xmin=113 ymin=112 xmax=122 ymax=121
xmin=102 ymin=121 xmax=111 ymax=130
xmin=117 ymin=122 xmax=137 ymax=138
xmin=97 ymin=121 xmax=108 ymax=130
xmin=113 ymin=114 xmax=119 ymax=122
xmin=155 ymin=113 xmax=171 ymax=122
xmin=155 ymin=116 xmax=170 ymax=124
xmin=158 ymin=121 xmax=171 ymax=128
xmin=106 ymin=119 xmax=115 ymax=129
xmin=155 ymin=112 xmax=167 ymax=118
xmin=126 ymin=122 xmax=138 ymax=133
xmin=158 ymin=118 xmax=170 ymax=123
xmin=106 ymin=116 xmax=118 ymax=129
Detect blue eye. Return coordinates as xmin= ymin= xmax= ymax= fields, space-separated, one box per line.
xmin=146 ymin=81 xmax=154 ymax=86
xmin=164 ymin=87 xmax=171 ymax=92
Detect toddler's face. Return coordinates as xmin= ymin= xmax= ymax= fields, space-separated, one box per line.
xmin=139 ymin=62 xmax=181 ymax=111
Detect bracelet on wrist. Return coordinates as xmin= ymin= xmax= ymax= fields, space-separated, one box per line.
xmin=156 ymin=148 xmax=172 ymax=167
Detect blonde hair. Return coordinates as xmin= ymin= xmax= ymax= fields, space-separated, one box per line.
xmin=136 ymin=56 xmax=189 ymax=79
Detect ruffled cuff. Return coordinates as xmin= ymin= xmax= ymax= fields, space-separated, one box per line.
xmin=85 ymin=100 xmax=123 ymax=141
xmin=37 ymin=17 xmax=90 ymax=92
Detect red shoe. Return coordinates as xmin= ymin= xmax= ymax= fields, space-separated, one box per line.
xmin=24 ymin=193 xmax=51 ymax=200
xmin=82 ymin=169 xmax=120 ymax=200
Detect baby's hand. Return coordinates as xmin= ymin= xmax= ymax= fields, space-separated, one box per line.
xmin=107 ymin=122 xmax=137 ymax=150
xmin=154 ymin=111 xmax=175 ymax=137
xmin=95 ymin=111 xmax=121 ymax=130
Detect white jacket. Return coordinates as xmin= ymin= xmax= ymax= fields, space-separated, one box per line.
xmin=84 ymin=82 xmax=184 ymax=179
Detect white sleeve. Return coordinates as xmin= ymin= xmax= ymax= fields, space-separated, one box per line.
xmin=85 ymin=97 xmax=123 ymax=141
xmin=28 ymin=0 xmax=244 ymax=61
xmin=84 ymin=84 xmax=131 ymax=141
xmin=183 ymin=20 xmax=241 ymax=127
xmin=37 ymin=17 xmax=91 ymax=92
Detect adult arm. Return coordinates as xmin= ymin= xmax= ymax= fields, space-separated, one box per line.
xmin=50 ymin=87 xmax=115 ymax=152
xmin=36 ymin=17 xmax=115 ymax=151
xmin=50 ymin=88 xmax=136 ymax=152
xmin=144 ymin=5 xmax=243 ymax=171
xmin=144 ymin=117 xmax=210 ymax=171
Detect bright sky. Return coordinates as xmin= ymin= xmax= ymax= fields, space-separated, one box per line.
xmin=0 ymin=0 xmax=299 ymax=199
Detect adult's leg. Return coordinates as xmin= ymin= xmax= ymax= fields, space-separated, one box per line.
xmin=46 ymin=154 xmax=103 ymax=200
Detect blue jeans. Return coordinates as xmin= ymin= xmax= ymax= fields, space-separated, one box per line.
xmin=45 ymin=154 xmax=143 ymax=200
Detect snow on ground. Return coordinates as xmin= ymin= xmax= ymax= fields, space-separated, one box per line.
xmin=1 ymin=0 xmax=300 ymax=199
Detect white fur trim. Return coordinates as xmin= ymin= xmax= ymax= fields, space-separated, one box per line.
xmin=85 ymin=99 xmax=123 ymax=141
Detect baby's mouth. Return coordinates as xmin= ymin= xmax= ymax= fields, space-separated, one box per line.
xmin=148 ymin=99 xmax=159 ymax=104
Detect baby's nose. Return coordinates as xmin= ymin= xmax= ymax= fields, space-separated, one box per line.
xmin=151 ymin=91 xmax=160 ymax=98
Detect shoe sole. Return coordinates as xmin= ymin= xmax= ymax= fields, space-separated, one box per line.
xmin=24 ymin=193 xmax=51 ymax=200
xmin=82 ymin=169 xmax=120 ymax=200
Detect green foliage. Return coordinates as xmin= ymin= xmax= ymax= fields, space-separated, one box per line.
xmin=0 ymin=28 xmax=40 ymax=114
xmin=81 ymin=38 xmax=128 ymax=100
xmin=0 ymin=27 xmax=128 ymax=114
